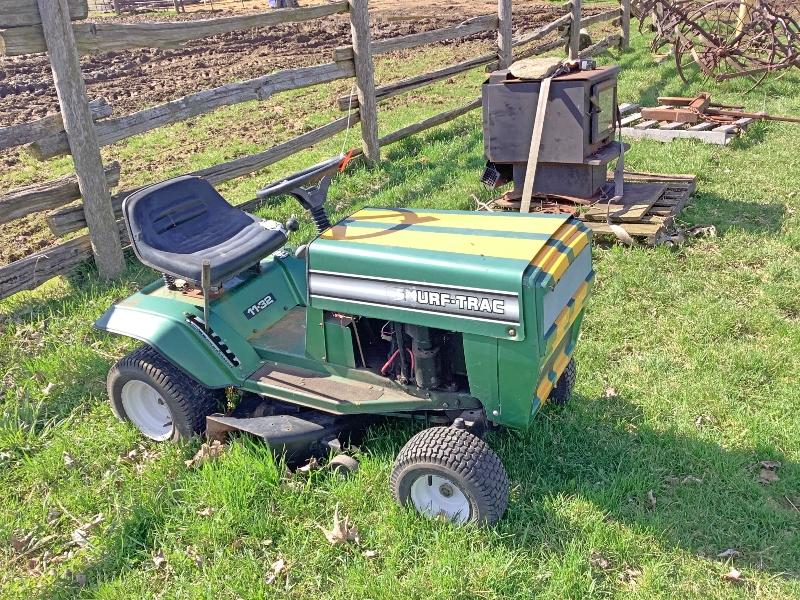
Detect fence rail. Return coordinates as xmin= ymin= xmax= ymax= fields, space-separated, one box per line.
xmin=0 ymin=2 xmax=348 ymax=55
xmin=0 ymin=0 xmax=630 ymax=300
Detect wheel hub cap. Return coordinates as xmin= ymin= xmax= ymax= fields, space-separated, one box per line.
xmin=409 ymin=474 xmax=470 ymax=523
xmin=120 ymin=380 xmax=174 ymax=441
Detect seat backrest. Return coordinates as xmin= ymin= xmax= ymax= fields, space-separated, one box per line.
xmin=123 ymin=176 xmax=253 ymax=256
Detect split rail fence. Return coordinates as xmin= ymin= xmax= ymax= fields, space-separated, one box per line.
xmin=0 ymin=0 xmax=631 ymax=301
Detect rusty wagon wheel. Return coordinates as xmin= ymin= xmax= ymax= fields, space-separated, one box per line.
xmin=673 ymin=0 xmax=794 ymax=85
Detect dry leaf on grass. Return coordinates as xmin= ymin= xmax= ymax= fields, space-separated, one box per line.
xmin=694 ymin=414 xmax=715 ymax=427
xmin=318 ymin=504 xmax=360 ymax=546
xmin=754 ymin=460 xmax=781 ymax=470
xmin=70 ymin=513 xmax=104 ymax=548
xmin=196 ymin=507 xmax=215 ymax=517
xmin=11 ymin=531 xmax=35 ymax=553
xmin=265 ymin=558 xmax=287 ymax=585
xmin=756 ymin=468 xmax=779 ymax=484
xmin=618 ymin=566 xmax=641 ymax=584
xmin=185 ymin=545 xmax=204 ymax=568
xmin=41 ymin=382 xmax=54 ymax=396
xmin=184 ymin=440 xmax=225 ymax=468
xmin=646 ymin=490 xmax=657 ymax=510
xmin=589 ymin=551 xmax=612 ymax=570
xmin=717 ymin=548 xmax=741 ymax=559
xmin=153 ymin=549 xmax=167 ymax=569
xmin=665 ymin=475 xmax=703 ymax=486
xmin=62 ymin=452 xmax=75 ymax=469
xmin=603 ymin=386 xmax=618 ymax=399
xmin=362 ymin=549 xmax=378 ymax=559
xmin=722 ymin=567 xmax=745 ymax=584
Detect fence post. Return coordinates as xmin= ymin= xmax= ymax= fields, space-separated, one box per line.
xmin=568 ymin=0 xmax=582 ymax=61
xmin=348 ymin=0 xmax=380 ymax=162
xmin=37 ymin=0 xmax=125 ymax=279
xmin=620 ymin=0 xmax=631 ymax=49
xmin=497 ymin=0 xmax=512 ymax=68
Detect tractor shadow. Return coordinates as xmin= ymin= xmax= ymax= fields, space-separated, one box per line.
xmin=0 ymin=255 xmax=155 ymax=428
xmin=487 ymin=393 xmax=800 ymax=577
xmin=680 ymin=191 xmax=786 ymax=236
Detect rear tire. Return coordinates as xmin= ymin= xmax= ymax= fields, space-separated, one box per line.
xmin=548 ymin=358 xmax=576 ymax=406
xmin=107 ymin=346 xmax=222 ymax=442
xmin=390 ymin=426 xmax=509 ymax=525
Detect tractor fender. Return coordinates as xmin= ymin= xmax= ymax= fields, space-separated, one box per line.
xmin=95 ymin=304 xmax=241 ymax=389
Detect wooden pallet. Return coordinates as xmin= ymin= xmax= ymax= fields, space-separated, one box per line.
xmin=619 ymin=103 xmax=754 ymax=145
xmin=487 ymin=171 xmax=696 ymax=245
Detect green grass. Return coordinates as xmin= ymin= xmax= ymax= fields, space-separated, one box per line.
xmin=2 ymin=27 xmax=800 ymax=599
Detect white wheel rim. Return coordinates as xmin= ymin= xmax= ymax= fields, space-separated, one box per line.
xmin=409 ymin=473 xmax=471 ymax=524
xmin=120 ymin=380 xmax=174 ymax=441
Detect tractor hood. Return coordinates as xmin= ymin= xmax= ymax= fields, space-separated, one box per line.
xmin=307 ymin=207 xmax=589 ymax=341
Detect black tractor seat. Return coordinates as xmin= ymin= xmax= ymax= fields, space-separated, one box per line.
xmin=123 ymin=176 xmax=287 ymax=288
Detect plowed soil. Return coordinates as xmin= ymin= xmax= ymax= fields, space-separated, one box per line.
xmin=0 ymin=1 xmax=573 ymax=127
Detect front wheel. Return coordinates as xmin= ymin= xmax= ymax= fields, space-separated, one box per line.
xmin=107 ymin=346 xmax=222 ymax=442
xmin=548 ymin=358 xmax=576 ymax=406
xmin=390 ymin=426 xmax=509 ymax=525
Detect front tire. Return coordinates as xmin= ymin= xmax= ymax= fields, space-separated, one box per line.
xmin=107 ymin=346 xmax=222 ymax=442
xmin=390 ymin=426 xmax=509 ymax=525
xmin=548 ymin=358 xmax=576 ymax=406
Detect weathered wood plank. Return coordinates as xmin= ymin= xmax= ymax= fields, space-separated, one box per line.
xmin=37 ymin=0 xmax=124 ymax=278
xmin=579 ymin=33 xmax=622 ymax=58
xmin=618 ymin=102 xmax=639 ymax=116
xmin=620 ymin=111 xmax=641 ymax=126
xmin=1 ymin=2 xmax=348 ymax=56
xmin=0 ymin=221 xmax=129 ymax=300
xmin=512 ymin=35 xmax=568 ymax=62
xmin=336 ymin=51 xmax=496 ymax=110
xmin=48 ymin=114 xmax=360 ymax=235
xmin=0 ymin=235 xmax=92 ymax=299
xmin=568 ymin=0 xmax=581 ymax=61
xmin=0 ymin=0 xmax=87 ymax=28
xmin=29 ymin=61 xmax=355 ymax=159
xmin=0 ymin=98 xmax=110 ymax=152
xmin=333 ymin=14 xmax=498 ymax=61
xmin=377 ymin=98 xmax=482 ymax=147
xmin=348 ymin=0 xmax=379 ymax=162
xmin=0 ymin=162 xmax=119 ymax=225
xmin=497 ymin=0 xmax=512 ymax=68
xmin=634 ymin=119 xmax=658 ymax=129
xmin=579 ymin=8 xmax=621 ymax=28
xmin=583 ymin=220 xmax=665 ymax=241
xmin=511 ymin=12 xmax=570 ymax=47
xmin=688 ymin=122 xmax=715 ymax=131
xmin=622 ymin=125 xmax=732 ymax=144
xmin=620 ymin=0 xmax=631 ymax=49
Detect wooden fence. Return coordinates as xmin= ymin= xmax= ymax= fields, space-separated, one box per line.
xmin=0 ymin=0 xmax=631 ymax=301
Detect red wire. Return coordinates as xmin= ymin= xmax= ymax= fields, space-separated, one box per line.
xmin=380 ymin=349 xmax=399 ymax=375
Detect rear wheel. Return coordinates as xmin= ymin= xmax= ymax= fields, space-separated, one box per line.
xmin=548 ymin=358 xmax=576 ymax=406
xmin=390 ymin=426 xmax=509 ymax=525
xmin=107 ymin=346 xmax=222 ymax=442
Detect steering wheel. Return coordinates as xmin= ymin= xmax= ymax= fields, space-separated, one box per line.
xmin=256 ymin=154 xmax=347 ymax=205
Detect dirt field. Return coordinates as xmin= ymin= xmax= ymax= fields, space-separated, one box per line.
xmin=0 ymin=0 xmax=572 ymax=127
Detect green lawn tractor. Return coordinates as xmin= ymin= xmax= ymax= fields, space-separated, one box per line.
xmin=96 ymin=154 xmax=594 ymax=524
